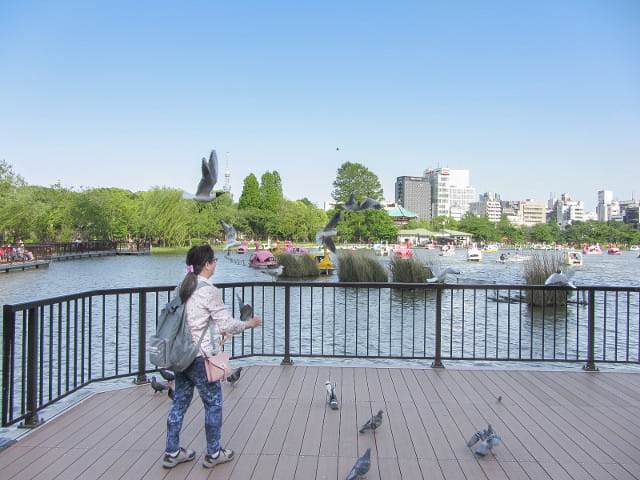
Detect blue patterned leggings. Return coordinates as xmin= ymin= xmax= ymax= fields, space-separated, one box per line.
xmin=165 ymin=356 xmax=223 ymax=454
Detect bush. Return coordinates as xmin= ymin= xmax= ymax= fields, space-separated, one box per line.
xmin=390 ymin=256 xmax=430 ymax=283
xmin=337 ymin=251 xmax=388 ymax=282
xmin=523 ymin=252 xmax=570 ymax=306
xmin=276 ymin=253 xmax=320 ymax=277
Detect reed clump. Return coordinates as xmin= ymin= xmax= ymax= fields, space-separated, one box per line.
xmin=337 ymin=251 xmax=388 ymax=282
xmin=390 ymin=256 xmax=430 ymax=283
xmin=276 ymin=253 xmax=320 ymax=277
xmin=523 ymin=252 xmax=569 ymax=306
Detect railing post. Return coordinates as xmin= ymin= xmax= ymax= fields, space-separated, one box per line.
xmin=20 ymin=307 xmax=44 ymax=428
xmin=2 ymin=306 xmax=15 ymax=427
xmin=431 ymin=285 xmax=444 ymax=368
xmin=583 ymin=289 xmax=599 ymax=372
xmin=281 ymin=285 xmax=293 ymax=365
xmin=134 ymin=292 xmax=149 ymax=384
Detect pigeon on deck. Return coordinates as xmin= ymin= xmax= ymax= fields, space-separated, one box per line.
xmin=315 ymin=211 xmax=343 ymax=254
xmin=346 ymin=447 xmax=371 ymax=480
xmin=182 ymin=150 xmax=225 ymax=207
xmin=159 ymin=368 xmax=175 ymax=383
xmin=168 ymin=387 xmax=174 ymax=400
xmin=545 ymin=269 xmax=577 ymax=289
xmin=359 ymin=410 xmax=383 ymax=433
xmin=151 ymin=376 xmax=170 ymax=395
xmin=220 ymin=220 xmax=242 ymax=252
xmin=325 ymin=381 xmax=339 ymax=410
xmin=226 ymin=367 xmax=242 ymax=387
xmin=425 ymin=266 xmax=461 ymax=283
xmin=475 ymin=433 xmax=502 ymax=456
xmin=343 ymin=192 xmax=383 ymax=212
xmin=467 ymin=424 xmax=493 ymax=447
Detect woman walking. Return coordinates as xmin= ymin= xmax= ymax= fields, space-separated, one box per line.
xmin=163 ymin=244 xmax=261 ymax=469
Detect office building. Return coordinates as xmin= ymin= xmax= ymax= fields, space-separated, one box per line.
xmin=424 ymin=167 xmax=476 ymax=221
xmin=395 ymin=176 xmax=431 ymax=221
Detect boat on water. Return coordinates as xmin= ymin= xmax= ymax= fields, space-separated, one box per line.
xmin=483 ymin=243 xmax=499 ymax=253
xmin=565 ymin=250 xmax=584 ymax=266
xmin=237 ymin=241 xmax=249 ymax=254
xmin=607 ymin=247 xmax=622 ymax=255
xmin=467 ymin=247 xmax=482 ymax=262
xmin=495 ymin=252 xmax=529 ymax=263
xmin=583 ymin=244 xmax=603 ymax=255
xmin=393 ymin=245 xmax=413 ymax=258
xmin=424 ymin=242 xmax=437 ymax=250
xmin=249 ymin=251 xmax=278 ymax=268
xmin=287 ymin=245 xmax=310 ymax=255
xmin=373 ymin=244 xmax=391 ymax=256
xmin=631 ymin=245 xmax=640 ymax=251
xmin=440 ymin=245 xmax=456 ymax=257
xmin=310 ymin=245 xmax=336 ymax=275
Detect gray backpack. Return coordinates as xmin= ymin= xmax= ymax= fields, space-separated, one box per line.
xmin=148 ymin=282 xmax=209 ymax=372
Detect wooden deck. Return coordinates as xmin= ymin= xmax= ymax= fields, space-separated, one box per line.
xmin=1 ymin=364 xmax=640 ymax=479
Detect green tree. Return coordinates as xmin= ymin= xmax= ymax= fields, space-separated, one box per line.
xmin=259 ymin=171 xmax=283 ymax=213
xmin=331 ymin=162 xmax=383 ymax=203
xmin=457 ymin=214 xmax=498 ymax=242
xmin=238 ymin=174 xmax=260 ymax=210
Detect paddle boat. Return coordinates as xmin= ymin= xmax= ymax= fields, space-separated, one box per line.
xmin=565 ymin=250 xmax=584 ymax=266
xmin=607 ymin=247 xmax=622 ymax=255
xmin=310 ymin=245 xmax=336 ymax=275
xmin=288 ymin=245 xmax=310 ymax=255
xmin=467 ymin=247 xmax=483 ymax=262
xmin=483 ymin=243 xmax=499 ymax=253
xmin=393 ymin=245 xmax=413 ymax=258
xmin=237 ymin=241 xmax=249 ymax=254
xmin=249 ymin=251 xmax=278 ymax=268
xmin=583 ymin=244 xmax=603 ymax=255
xmin=440 ymin=245 xmax=456 ymax=257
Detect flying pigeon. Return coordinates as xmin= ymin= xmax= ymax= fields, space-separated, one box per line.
xmin=475 ymin=433 xmax=502 ymax=456
xmin=220 ymin=220 xmax=242 ymax=251
xmin=235 ymin=294 xmax=254 ymax=321
xmin=260 ymin=265 xmax=284 ymax=279
xmin=182 ymin=150 xmax=225 ymax=206
xmin=545 ymin=270 xmax=577 ymax=289
xmin=151 ymin=376 xmax=170 ymax=395
xmin=346 ymin=447 xmax=371 ymax=480
xmin=226 ymin=367 xmax=243 ymax=387
xmin=159 ymin=368 xmax=175 ymax=383
xmin=325 ymin=381 xmax=338 ymax=410
xmin=343 ymin=192 xmax=383 ymax=212
xmin=467 ymin=424 xmax=494 ymax=447
xmin=315 ymin=210 xmax=343 ymax=253
xmin=425 ymin=266 xmax=461 ymax=283
xmin=359 ymin=410 xmax=383 ymax=433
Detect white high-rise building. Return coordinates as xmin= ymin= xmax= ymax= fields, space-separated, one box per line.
xmin=424 ymin=167 xmax=476 ymax=221
xmin=597 ymin=190 xmax=617 ymax=222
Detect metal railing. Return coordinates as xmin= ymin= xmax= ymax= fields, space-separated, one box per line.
xmin=2 ymin=282 xmax=639 ymax=427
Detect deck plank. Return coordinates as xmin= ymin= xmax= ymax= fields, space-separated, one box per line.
xmin=2 ymin=365 xmax=640 ymax=480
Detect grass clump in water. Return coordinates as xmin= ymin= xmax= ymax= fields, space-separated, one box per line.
xmin=390 ymin=256 xmax=430 ymax=283
xmin=337 ymin=251 xmax=388 ymax=282
xmin=523 ymin=252 xmax=570 ymax=306
xmin=276 ymin=253 xmax=320 ymax=277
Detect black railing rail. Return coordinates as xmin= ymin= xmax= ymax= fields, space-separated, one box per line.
xmin=2 ymin=282 xmax=640 ymax=427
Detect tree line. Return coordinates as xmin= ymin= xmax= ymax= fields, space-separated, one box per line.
xmin=1 ymin=159 xmax=637 ymax=247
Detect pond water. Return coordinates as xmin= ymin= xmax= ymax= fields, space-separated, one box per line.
xmin=1 ymin=248 xmax=639 ymax=308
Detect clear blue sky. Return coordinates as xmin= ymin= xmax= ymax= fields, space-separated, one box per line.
xmin=1 ymin=1 xmax=638 ymax=211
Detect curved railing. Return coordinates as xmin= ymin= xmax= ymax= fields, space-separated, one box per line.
xmin=2 ymin=282 xmax=639 ymax=427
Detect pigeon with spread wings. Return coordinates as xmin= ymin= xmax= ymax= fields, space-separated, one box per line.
xmin=315 ymin=211 xmax=343 ymax=254
xmin=182 ymin=150 xmax=226 ymax=207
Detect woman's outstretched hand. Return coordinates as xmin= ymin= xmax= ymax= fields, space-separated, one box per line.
xmin=247 ymin=317 xmax=262 ymax=329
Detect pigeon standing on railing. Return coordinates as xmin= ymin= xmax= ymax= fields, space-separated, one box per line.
xmin=545 ymin=270 xmax=577 ymax=289
xmin=346 ymin=447 xmax=371 ymax=480
xmin=325 ymin=381 xmax=339 ymax=410
xmin=315 ymin=211 xmax=343 ymax=254
xmin=359 ymin=410 xmax=384 ymax=433
xmin=182 ymin=150 xmax=226 ymax=208
xmin=425 ymin=266 xmax=461 ymax=283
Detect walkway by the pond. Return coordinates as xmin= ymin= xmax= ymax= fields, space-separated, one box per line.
xmin=0 ymin=364 xmax=639 ymax=479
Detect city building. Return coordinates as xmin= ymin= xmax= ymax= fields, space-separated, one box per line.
xmin=469 ymin=192 xmax=502 ymax=223
xmin=596 ymin=190 xmax=619 ymax=222
xmin=551 ymin=193 xmax=584 ymax=227
xmin=394 ymin=176 xmax=431 ymax=221
xmin=519 ymin=200 xmax=546 ymax=226
xmin=424 ymin=167 xmax=476 ymax=221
